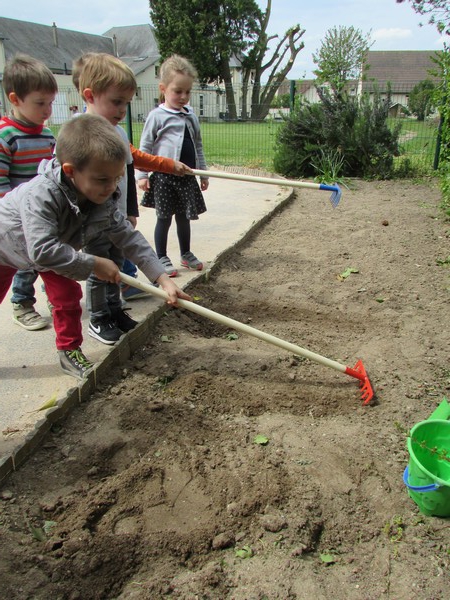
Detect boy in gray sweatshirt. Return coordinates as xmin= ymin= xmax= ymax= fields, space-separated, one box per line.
xmin=0 ymin=114 xmax=190 ymax=378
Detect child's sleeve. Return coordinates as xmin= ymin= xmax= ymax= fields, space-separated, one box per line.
xmin=130 ymin=144 xmax=175 ymax=174
xmin=0 ymin=138 xmax=12 ymax=197
xmin=135 ymin=113 xmax=158 ymax=181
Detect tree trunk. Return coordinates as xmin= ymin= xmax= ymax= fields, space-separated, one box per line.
xmin=221 ymin=58 xmax=238 ymax=120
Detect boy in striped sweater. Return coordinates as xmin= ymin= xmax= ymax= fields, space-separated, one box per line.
xmin=0 ymin=54 xmax=57 ymax=331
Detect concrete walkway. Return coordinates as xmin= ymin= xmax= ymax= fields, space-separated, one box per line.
xmin=0 ymin=172 xmax=293 ymax=482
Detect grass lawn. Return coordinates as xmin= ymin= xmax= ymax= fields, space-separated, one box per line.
xmin=131 ymin=120 xmax=283 ymax=171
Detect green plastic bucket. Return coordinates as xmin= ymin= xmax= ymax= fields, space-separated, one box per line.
xmin=403 ymin=419 xmax=450 ymax=517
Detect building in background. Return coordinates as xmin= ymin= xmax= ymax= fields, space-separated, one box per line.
xmin=0 ymin=17 xmax=230 ymax=123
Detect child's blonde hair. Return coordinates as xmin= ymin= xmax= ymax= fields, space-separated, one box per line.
xmin=2 ymin=54 xmax=57 ymax=99
xmin=56 ymin=114 xmax=127 ymax=169
xmin=159 ymin=54 xmax=198 ymax=103
xmin=73 ymin=53 xmax=137 ymax=98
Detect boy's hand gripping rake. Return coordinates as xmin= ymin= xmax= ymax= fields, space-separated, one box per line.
xmin=191 ymin=169 xmax=342 ymax=208
xmin=120 ymin=274 xmax=374 ymax=404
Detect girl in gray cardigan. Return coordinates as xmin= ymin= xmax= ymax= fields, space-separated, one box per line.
xmin=137 ymin=55 xmax=209 ymax=278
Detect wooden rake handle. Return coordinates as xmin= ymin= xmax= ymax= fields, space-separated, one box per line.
xmin=120 ymin=273 xmax=348 ymax=375
xmin=192 ymin=168 xmax=334 ymax=191
xmin=190 ymin=169 xmax=342 ymax=207
xmin=120 ymin=273 xmax=373 ymax=403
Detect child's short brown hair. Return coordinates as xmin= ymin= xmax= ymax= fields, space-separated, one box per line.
xmin=73 ymin=53 xmax=137 ymax=98
xmin=2 ymin=54 xmax=58 ymax=99
xmin=56 ymin=114 xmax=127 ymax=170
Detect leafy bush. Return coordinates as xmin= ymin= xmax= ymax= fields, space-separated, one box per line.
xmin=440 ymin=162 xmax=450 ymax=216
xmin=273 ymin=87 xmax=401 ymax=180
xmin=408 ymin=79 xmax=436 ymax=121
xmin=433 ymin=47 xmax=450 ymax=213
xmin=271 ymin=93 xmax=291 ymax=108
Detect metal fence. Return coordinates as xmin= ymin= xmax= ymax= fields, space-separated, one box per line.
xmin=20 ymin=82 xmax=441 ymax=174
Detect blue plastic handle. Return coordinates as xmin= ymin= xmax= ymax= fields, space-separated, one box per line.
xmin=403 ymin=466 xmax=440 ymax=492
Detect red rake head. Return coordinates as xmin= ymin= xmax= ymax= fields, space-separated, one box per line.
xmin=353 ymin=359 xmax=374 ymax=405
xmin=345 ymin=360 xmax=374 ymax=405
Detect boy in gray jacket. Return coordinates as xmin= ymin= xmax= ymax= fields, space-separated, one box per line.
xmin=0 ymin=114 xmax=190 ymax=379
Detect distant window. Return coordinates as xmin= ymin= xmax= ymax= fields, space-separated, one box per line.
xmin=155 ymin=65 xmax=160 ymax=78
xmin=135 ymin=87 xmax=141 ymax=98
xmin=199 ymin=94 xmax=204 ymax=116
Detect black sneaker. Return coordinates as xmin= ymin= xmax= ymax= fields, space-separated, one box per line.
xmin=88 ymin=318 xmax=122 ymax=345
xmin=112 ymin=307 xmax=138 ymax=332
xmin=58 ymin=347 xmax=94 ymax=379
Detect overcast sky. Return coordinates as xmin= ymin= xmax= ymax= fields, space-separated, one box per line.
xmin=1 ymin=0 xmax=446 ymax=79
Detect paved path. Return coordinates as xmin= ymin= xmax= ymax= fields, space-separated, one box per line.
xmin=0 ymin=173 xmax=293 ymax=481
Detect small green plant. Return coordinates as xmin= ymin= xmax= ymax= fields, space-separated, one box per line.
xmin=153 ymin=375 xmax=174 ymax=389
xmin=225 ymin=332 xmax=239 ymax=341
xmin=394 ymin=421 xmax=408 ymax=435
xmin=310 ymin=148 xmax=348 ymax=186
xmin=384 ymin=515 xmax=405 ymax=543
xmin=253 ymin=434 xmax=269 ymax=446
xmin=29 ymin=520 xmax=57 ymax=542
xmin=235 ymin=545 xmax=253 ymax=559
xmin=319 ymin=552 xmax=337 ymax=564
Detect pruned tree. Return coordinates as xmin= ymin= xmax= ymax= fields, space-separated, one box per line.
xmin=149 ymin=0 xmax=305 ymax=120
xmin=396 ymin=1 xmax=450 ymax=35
xmin=312 ymin=26 xmax=372 ymax=95
xmin=238 ymin=1 xmax=305 ymax=120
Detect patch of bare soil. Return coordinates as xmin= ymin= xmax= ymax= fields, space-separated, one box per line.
xmin=1 ymin=179 xmax=449 ymax=600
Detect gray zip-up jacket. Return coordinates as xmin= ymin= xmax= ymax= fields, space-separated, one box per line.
xmin=136 ymin=104 xmax=207 ymax=180
xmin=0 ymin=158 xmax=164 ymax=282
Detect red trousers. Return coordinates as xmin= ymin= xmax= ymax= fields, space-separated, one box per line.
xmin=0 ymin=266 xmax=83 ymax=351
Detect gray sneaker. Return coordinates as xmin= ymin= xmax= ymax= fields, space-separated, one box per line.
xmin=12 ymin=303 xmax=48 ymax=331
xmin=58 ymin=347 xmax=94 ymax=379
xmin=180 ymin=251 xmax=203 ymax=271
xmin=160 ymin=256 xmax=178 ymax=277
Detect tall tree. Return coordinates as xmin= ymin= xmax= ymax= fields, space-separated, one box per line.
xmin=312 ymin=26 xmax=372 ymax=95
xmin=396 ymin=1 xmax=450 ymax=35
xmin=149 ymin=0 xmax=304 ymax=120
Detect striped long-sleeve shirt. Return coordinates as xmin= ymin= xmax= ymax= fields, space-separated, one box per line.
xmin=0 ymin=116 xmax=56 ymax=197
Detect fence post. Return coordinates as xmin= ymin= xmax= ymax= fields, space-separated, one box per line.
xmin=125 ymin=103 xmax=133 ymax=146
xmin=433 ymin=114 xmax=443 ymax=170
xmin=290 ymin=80 xmax=296 ymax=113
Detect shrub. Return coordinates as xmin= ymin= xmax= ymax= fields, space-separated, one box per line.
xmin=273 ymin=87 xmax=401 ymax=180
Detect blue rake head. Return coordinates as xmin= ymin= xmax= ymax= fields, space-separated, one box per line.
xmin=318 ymin=183 xmax=342 ymax=208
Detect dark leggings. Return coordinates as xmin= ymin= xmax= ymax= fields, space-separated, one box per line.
xmin=155 ymin=213 xmax=191 ymax=258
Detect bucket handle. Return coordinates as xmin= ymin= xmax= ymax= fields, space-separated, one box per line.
xmin=403 ymin=466 xmax=441 ymax=492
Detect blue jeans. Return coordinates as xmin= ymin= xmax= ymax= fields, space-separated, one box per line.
xmin=10 ymin=269 xmax=38 ymax=305
xmin=122 ymin=258 xmax=137 ymax=278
